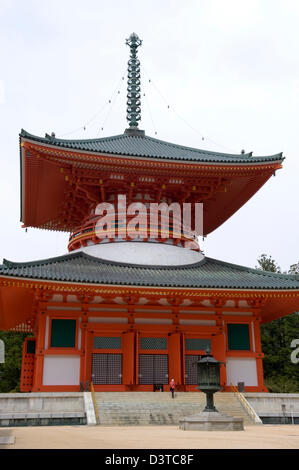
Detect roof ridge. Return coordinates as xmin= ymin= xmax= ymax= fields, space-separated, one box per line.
xmin=1 ymin=251 xmax=86 ymax=268
xmin=20 ymin=129 xmax=127 ymax=145
xmin=0 ymin=251 xmax=207 ymax=270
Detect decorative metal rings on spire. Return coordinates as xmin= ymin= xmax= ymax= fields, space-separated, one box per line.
xmin=126 ymin=33 xmax=142 ymax=128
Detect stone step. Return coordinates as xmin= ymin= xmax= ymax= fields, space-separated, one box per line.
xmin=94 ymin=392 xmax=255 ymax=426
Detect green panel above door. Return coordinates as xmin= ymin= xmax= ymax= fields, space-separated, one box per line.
xmin=50 ymin=319 xmax=76 ymax=348
xmin=227 ymin=323 xmax=250 ymax=351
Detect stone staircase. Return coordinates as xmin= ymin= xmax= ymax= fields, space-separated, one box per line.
xmin=94 ymin=392 xmax=256 ymax=426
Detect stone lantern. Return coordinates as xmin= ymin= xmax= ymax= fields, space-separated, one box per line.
xmin=179 ymin=351 xmax=244 ymax=431
xmin=196 ymin=352 xmax=222 ymax=412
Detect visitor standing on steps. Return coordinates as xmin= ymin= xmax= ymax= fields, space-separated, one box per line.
xmin=170 ymin=378 xmax=175 ymax=399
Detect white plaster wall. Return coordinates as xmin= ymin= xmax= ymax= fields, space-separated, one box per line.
xmin=238 ymin=300 xmax=249 ymax=307
xmin=179 ymin=310 xmax=215 ymax=315
xmin=223 ymin=312 xmax=252 ymax=316
xmin=134 ymin=318 xmax=173 ymax=324
xmin=44 ymin=316 xmax=49 ymax=350
xmin=88 ymin=317 xmax=128 ymax=323
xmin=51 ymin=294 xmax=63 ymax=302
xmin=43 ymin=355 xmax=81 ymax=386
xmin=251 ymin=322 xmax=255 ymax=352
xmin=78 ymin=318 xmax=82 ymax=350
xmin=134 ymin=308 xmax=171 ymax=313
xmin=226 ymin=358 xmax=258 ymax=387
xmin=179 ymin=319 xmax=216 ymax=326
xmin=71 ymin=242 xmax=204 ymax=266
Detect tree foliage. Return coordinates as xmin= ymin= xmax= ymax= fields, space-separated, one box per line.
xmin=256 ymin=253 xmax=281 ymax=273
xmin=0 ymin=331 xmax=31 ymax=393
xmin=257 ymin=254 xmax=299 ymax=393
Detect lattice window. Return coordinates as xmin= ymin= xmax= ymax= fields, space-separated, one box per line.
xmin=92 ymin=353 xmax=122 ymax=384
xmin=140 ymin=337 xmax=167 ymax=350
xmin=185 ymin=355 xmax=201 ymax=385
xmin=139 ymin=354 xmax=168 ymax=384
xmin=20 ymin=354 xmax=35 ymax=391
xmin=94 ymin=336 xmax=122 ymax=349
xmin=185 ymin=338 xmax=211 ymax=351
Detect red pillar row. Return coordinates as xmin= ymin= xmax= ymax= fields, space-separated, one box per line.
xmin=21 ymin=316 xmax=265 ymax=392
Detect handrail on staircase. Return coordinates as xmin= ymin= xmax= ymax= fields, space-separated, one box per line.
xmin=90 ymin=381 xmax=99 ymax=424
xmin=230 ymin=383 xmax=262 ymax=424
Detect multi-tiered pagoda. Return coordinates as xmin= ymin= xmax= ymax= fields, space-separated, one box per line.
xmin=1 ymin=33 xmax=299 ymax=393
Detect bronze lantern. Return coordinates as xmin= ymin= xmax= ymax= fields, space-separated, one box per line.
xmin=197 ymin=352 xmax=223 ymax=412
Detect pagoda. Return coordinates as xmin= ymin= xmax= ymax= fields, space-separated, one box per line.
xmin=1 ymin=33 xmax=299 ymax=393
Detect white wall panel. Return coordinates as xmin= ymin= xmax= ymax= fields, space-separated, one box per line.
xmin=43 ymin=355 xmax=80 ymax=386
xmin=226 ymin=358 xmax=258 ymax=386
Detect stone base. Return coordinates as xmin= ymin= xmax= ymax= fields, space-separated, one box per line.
xmin=179 ymin=411 xmax=244 ymax=431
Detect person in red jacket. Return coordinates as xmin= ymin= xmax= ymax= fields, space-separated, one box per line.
xmin=169 ymin=378 xmax=175 ymax=398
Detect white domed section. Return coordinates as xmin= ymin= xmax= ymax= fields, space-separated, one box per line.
xmin=71 ymin=241 xmax=204 ymax=266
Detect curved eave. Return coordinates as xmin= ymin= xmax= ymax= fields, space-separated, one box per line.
xmin=19 ymin=129 xmax=284 ymax=165
xmin=19 ymin=130 xmax=284 ymax=234
xmin=1 ymin=273 xmax=299 ymax=292
xmin=1 ymin=252 xmax=299 ymax=290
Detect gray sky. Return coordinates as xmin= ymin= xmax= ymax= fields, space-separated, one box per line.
xmin=0 ymin=0 xmax=298 ymax=272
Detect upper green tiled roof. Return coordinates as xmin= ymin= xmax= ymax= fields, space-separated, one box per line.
xmin=1 ymin=251 xmax=298 ymax=290
xmin=20 ymin=129 xmax=283 ymax=164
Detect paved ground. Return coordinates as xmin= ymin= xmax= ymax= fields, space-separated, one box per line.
xmin=0 ymin=424 xmax=299 ymax=449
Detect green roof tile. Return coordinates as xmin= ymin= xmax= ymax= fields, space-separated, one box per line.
xmin=1 ymin=252 xmax=298 ymax=290
xmin=20 ymin=129 xmax=283 ymax=165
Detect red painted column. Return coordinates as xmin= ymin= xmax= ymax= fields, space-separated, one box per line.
xmin=181 ymin=332 xmax=186 ymax=388
xmin=253 ymin=316 xmax=267 ymax=391
xmin=32 ymin=308 xmax=46 ymax=392
xmin=212 ymin=311 xmax=226 ymax=390
xmin=83 ymin=327 xmax=93 ymax=389
xmin=211 ymin=332 xmax=226 ymax=390
xmin=79 ymin=319 xmax=87 ymax=388
xmin=168 ymin=332 xmax=181 ymax=386
xmin=122 ymin=331 xmax=135 ymax=387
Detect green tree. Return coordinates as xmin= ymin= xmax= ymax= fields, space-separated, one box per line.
xmin=0 ymin=331 xmax=31 ymax=393
xmin=256 ymin=254 xmax=299 ymax=393
xmin=289 ymin=262 xmax=299 ymax=275
xmin=256 ymin=253 xmax=281 ymax=273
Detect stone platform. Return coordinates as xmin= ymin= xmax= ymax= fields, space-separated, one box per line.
xmin=179 ymin=411 xmax=244 ymax=431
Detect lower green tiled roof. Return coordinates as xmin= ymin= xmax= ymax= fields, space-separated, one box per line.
xmin=0 ymin=252 xmax=299 ymax=290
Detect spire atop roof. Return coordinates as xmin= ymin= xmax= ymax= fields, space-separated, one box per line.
xmin=125 ymin=32 xmax=144 ymax=135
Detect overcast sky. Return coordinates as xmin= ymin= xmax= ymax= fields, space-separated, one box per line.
xmin=0 ymin=0 xmax=298 ymax=272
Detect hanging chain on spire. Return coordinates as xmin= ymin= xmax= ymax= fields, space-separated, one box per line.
xmin=126 ymin=33 xmax=142 ymax=129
